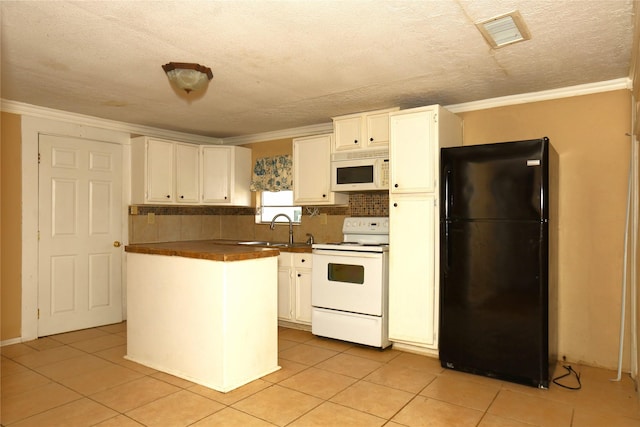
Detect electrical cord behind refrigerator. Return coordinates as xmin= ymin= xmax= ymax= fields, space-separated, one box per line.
xmin=552 ymin=364 xmax=582 ymax=390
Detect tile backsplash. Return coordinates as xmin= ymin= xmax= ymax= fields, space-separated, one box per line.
xmin=129 ymin=191 xmax=388 ymax=244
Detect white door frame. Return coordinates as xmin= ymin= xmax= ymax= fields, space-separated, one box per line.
xmin=21 ymin=116 xmax=130 ymax=341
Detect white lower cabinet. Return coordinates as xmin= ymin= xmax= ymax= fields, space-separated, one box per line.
xmin=388 ymin=194 xmax=437 ymax=347
xmin=277 ymin=254 xmax=293 ymax=320
xmin=294 ymin=261 xmax=313 ymax=323
xmin=277 ymin=252 xmax=312 ymax=325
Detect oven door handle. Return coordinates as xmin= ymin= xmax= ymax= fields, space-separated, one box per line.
xmin=312 ymin=249 xmax=383 ymax=259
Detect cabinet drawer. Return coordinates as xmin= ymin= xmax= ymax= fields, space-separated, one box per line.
xmin=293 ymin=253 xmax=312 ymax=269
xmin=278 ymin=252 xmax=293 ymax=267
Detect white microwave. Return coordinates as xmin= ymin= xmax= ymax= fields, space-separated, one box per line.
xmin=330 ymin=149 xmax=389 ymax=192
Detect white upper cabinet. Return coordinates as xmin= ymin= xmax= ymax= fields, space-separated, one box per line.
xmin=389 ymin=108 xmax=437 ymax=194
xmin=200 ymin=146 xmax=251 ymax=206
xmin=389 ymin=105 xmax=464 ymax=194
xmin=293 ymin=134 xmax=348 ymax=205
xmin=131 ymin=137 xmax=251 ymax=206
xmin=132 ymin=137 xmax=199 ymax=204
xmin=332 ymin=108 xmax=399 ymax=152
xmin=175 ymin=143 xmax=200 ymax=203
xmin=145 ymin=138 xmax=175 ymax=203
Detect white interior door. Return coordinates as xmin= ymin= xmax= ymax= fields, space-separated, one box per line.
xmin=38 ymin=134 xmax=123 ymax=336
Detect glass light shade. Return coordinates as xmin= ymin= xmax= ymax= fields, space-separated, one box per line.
xmin=162 ymin=62 xmax=213 ymax=93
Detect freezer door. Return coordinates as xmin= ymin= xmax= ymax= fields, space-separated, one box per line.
xmin=441 ymin=139 xmax=549 ymax=221
xmin=439 ymin=220 xmax=549 ymax=387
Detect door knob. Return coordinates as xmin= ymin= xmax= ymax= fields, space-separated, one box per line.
xmin=113 ymin=241 xmax=121 ymax=248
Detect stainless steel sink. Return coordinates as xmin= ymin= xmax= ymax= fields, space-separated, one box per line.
xmin=238 ymin=241 xmax=289 ymax=247
xmin=237 ymin=241 xmax=310 ymax=248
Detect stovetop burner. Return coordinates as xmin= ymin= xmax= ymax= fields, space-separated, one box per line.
xmin=312 ymin=217 xmax=389 ymax=252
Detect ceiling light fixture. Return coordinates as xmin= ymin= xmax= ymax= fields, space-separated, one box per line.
xmin=476 ymin=11 xmax=531 ymax=48
xmin=162 ymin=62 xmax=213 ymax=93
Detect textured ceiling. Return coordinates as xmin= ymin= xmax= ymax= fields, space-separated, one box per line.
xmin=0 ymin=1 xmax=636 ymax=139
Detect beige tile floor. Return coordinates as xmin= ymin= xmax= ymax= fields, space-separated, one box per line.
xmin=1 ymin=322 xmax=639 ymax=426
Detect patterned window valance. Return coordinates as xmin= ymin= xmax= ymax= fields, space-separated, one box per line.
xmin=250 ymin=154 xmax=293 ymax=192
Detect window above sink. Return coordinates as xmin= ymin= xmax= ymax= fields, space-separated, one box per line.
xmin=257 ymin=191 xmax=301 ymax=224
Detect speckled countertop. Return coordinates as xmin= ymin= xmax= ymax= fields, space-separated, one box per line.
xmin=124 ymin=239 xmax=311 ymax=262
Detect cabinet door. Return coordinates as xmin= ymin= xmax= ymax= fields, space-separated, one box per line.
xmin=278 ymin=269 xmax=293 ymax=321
xmin=390 ymin=110 xmax=436 ymax=194
xmin=294 ymin=268 xmax=312 ymax=324
xmin=146 ymin=139 xmax=174 ymax=202
xmin=334 ymin=116 xmax=362 ymax=151
xmin=201 ymin=147 xmax=231 ymax=204
xmin=277 ymin=253 xmax=293 ymax=321
xmin=389 ymin=194 xmax=438 ymax=348
xmin=293 ymin=135 xmax=339 ymax=205
xmin=175 ymin=143 xmax=199 ymax=203
xmin=365 ymin=112 xmax=391 ymax=148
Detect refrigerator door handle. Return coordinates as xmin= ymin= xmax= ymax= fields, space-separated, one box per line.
xmin=443 ymin=221 xmax=450 ymax=274
xmin=444 ymin=169 xmax=451 ymax=219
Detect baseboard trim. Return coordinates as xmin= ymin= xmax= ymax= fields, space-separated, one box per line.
xmin=1 ymin=336 xmax=23 ymax=347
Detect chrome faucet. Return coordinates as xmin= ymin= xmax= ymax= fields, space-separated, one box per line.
xmin=269 ymin=213 xmax=294 ymax=245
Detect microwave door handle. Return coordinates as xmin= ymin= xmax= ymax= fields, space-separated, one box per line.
xmin=380 ymin=159 xmax=389 ymax=188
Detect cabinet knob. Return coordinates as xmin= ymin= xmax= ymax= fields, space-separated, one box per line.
xmin=354 ymin=139 xmax=358 ymax=144
xmin=370 ymin=137 xmax=374 ymax=142
xmin=301 ymin=258 xmax=306 ymax=263
xmin=394 ymin=183 xmax=399 ymax=188
xmin=322 ymin=194 xmax=327 ymax=198
xmin=166 ymin=194 xmax=171 ymax=198
xmin=297 ymin=273 xmax=301 ymax=277
xmin=393 ymin=203 xmax=398 ymax=207
xmin=180 ymin=195 xmax=184 ymax=199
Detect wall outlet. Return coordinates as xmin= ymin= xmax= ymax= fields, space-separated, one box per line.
xmin=320 ymin=213 xmax=327 ymax=225
xmin=131 ymin=206 xmax=139 ymax=215
xmin=147 ymin=212 xmax=155 ymax=224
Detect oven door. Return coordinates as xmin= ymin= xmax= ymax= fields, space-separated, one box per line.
xmin=312 ymin=249 xmax=384 ymax=316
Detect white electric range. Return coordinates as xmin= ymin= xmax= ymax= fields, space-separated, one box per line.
xmin=311 ymin=217 xmax=390 ymax=348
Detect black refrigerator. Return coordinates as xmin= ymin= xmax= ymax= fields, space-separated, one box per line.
xmin=439 ymin=137 xmax=558 ymax=388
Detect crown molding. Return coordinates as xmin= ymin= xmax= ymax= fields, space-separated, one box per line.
xmin=222 ymin=122 xmax=334 ymax=145
xmin=445 ymin=78 xmax=632 ymax=114
xmin=0 ymin=99 xmax=224 ymax=145
xmin=630 ymin=0 xmax=640 ymax=98
xmin=2 ymin=78 xmax=631 ymax=145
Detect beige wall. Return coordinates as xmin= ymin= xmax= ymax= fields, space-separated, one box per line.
xmin=631 ymin=3 xmax=640 ymax=388
xmin=458 ymin=89 xmax=633 ymax=369
xmin=1 ymin=112 xmax=22 ymax=341
xmin=243 ymin=138 xmax=293 ymax=159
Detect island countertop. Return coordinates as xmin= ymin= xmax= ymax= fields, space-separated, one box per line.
xmin=125 ymin=240 xmax=282 ymax=262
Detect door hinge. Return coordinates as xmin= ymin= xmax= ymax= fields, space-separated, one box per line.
xmin=38 ymin=152 xmax=41 ymax=164
xmin=434 ymin=113 xmax=438 ymax=123
xmin=37 ymin=230 xmax=40 ymax=241
xmin=37 ymin=308 xmax=40 ymax=319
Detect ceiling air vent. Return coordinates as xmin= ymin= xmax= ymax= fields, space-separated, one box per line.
xmin=476 ymin=11 xmax=531 ymax=48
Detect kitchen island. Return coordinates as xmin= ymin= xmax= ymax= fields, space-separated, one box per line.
xmin=124 ymin=240 xmax=281 ymax=393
